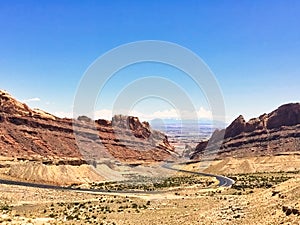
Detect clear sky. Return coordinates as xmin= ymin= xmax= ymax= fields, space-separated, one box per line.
xmin=1 ymin=1 xmax=299 ymax=122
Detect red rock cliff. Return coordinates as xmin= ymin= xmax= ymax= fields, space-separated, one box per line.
xmin=0 ymin=90 xmax=175 ymax=163
xmin=191 ymin=103 xmax=300 ymax=159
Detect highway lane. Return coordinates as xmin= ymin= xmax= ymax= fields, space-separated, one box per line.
xmin=162 ymin=163 xmax=235 ymax=187
xmin=0 ymin=179 xmax=159 ymax=194
xmin=0 ymin=164 xmax=234 ymax=194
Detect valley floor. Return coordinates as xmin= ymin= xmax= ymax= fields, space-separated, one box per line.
xmin=0 ymin=158 xmax=300 ymax=224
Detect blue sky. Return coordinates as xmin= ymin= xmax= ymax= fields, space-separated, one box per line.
xmin=0 ymin=1 xmax=299 ymax=122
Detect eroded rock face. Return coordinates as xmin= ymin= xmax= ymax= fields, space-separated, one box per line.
xmin=191 ymin=103 xmax=300 ymax=159
xmin=95 ymin=119 xmax=111 ymax=126
xmin=267 ymin=103 xmax=300 ymax=129
xmin=77 ymin=116 xmax=92 ymax=123
xmin=112 ymin=115 xmax=152 ymax=139
xmin=0 ymin=90 xmax=175 ymax=163
xmin=0 ymin=90 xmax=32 ymax=116
xmin=223 ymin=103 xmax=300 ymax=139
xmin=224 ymin=115 xmax=246 ymax=139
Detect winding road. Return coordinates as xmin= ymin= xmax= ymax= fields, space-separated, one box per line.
xmin=0 ymin=163 xmax=234 ymax=195
xmin=162 ymin=163 xmax=235 ymax=187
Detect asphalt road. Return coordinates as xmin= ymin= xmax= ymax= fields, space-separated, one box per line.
xmin=0 ymin=178 xmax=157 ymax=194
xmin=162 ymin=164 xmax=235 ymax=187
xmin=0 ymin=164 xmax=234 ymax=194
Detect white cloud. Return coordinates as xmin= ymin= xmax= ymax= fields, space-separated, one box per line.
xmin=197 ymin=107 xmax=213 ymax=119
xmin=93 ymin=107 xmax=212 ymax=121
xmin=54 ymin=107 xmax=213 ymax=121
xmin=53 ymin=111 xmax=74 ymax=118
xmin=94 ymin=109 xmax=113 ymax=120
xmin=23 ymin=97 xmax=41 ymax=103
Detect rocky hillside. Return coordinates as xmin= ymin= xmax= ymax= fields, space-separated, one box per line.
xmin=190 ymin=103 xmax=300 ymax=159
xmin=0 ymin=90 xmax=175 ymax=163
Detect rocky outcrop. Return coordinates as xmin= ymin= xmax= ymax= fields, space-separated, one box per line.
xmin=224 ymin=115 xmax=246 ymax=139
xmin=0 ymin=90 xmax=57 ymax=120
xmin=223 ymin=103 xmax=300 ymax=139
xmin=191 ymin=103 xmax=300 ymax=159
xmin=0 ymin=90 xmax=175 ymax=163
xmin=267 ymin=103 xmax=300 ymax=129
xmin=112 ymin=115 xmax=151 ymax=139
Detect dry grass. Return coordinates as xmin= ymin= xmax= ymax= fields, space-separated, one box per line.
xmin=0 ymin=155 xmax=300 ymax=224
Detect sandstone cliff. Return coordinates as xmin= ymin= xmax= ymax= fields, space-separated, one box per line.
xmin=0 ymin=90 xmax=175 ymax=163
xmin=191 ymin=103 xmax=300 ymax=159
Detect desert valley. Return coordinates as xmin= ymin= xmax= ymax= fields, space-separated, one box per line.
xmin=0 ymin=90 xmax=299 ymax=224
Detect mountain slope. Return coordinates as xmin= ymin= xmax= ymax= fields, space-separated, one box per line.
xmin=190 ymin=103 xmax=300 ymax=159
xmin=0 ymin=90 xmax=175 ymax=163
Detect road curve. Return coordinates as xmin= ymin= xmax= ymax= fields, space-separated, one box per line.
xmin=163 ymin=163 xmax=235 ymax=187
xmin=0 ymin=164 xmax=234 ymax=194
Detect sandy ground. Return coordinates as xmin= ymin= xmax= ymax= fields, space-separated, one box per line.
xmin=0 ymin=175 xmax=299 ymax=224
xmin=195 ymin=153 xmax=300 ymax=175
xmin=0 ymin=155 xmax=300 ymax=224
xmin=7 ymin=163 xmax=104 ymax=185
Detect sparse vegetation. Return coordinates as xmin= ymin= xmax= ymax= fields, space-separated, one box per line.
xmin=86 ymin=175 xmax=214 ymax=192
xmin=1 ymin=157 xmax=300 ymax=224
xmin=0 ymin=203 xmax=11 ymax=211
xmin=229 ymin=172 xmax=292 ymax=191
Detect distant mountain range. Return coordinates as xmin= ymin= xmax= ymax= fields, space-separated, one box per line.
xmin=150 ymin=118 xmax=226 ymax=127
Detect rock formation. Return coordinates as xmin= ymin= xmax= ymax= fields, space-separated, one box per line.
xmin=0 ymin=90 xmax=175 ymax=163
xmin=191 ymin=103 xmax=300 ymax=159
